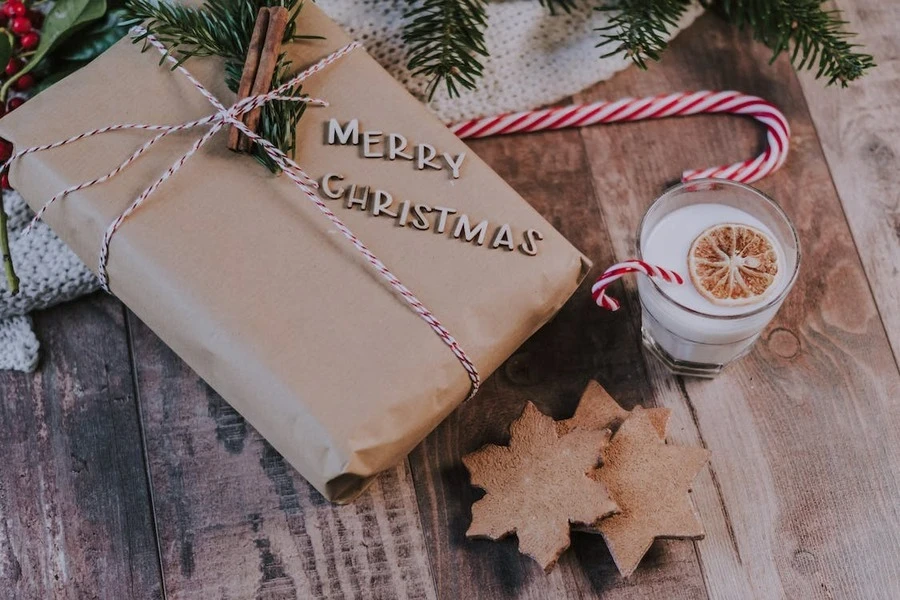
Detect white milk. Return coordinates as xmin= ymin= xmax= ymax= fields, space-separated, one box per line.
xmin=637 ymin=202 xmax=792 ymax=370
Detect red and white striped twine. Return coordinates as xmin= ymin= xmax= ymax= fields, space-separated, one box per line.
xmin=591 ymin=260 xmax=684 ymax=311
xmin=449 ymin=90 xmax=791 ymax=184
xmin=3 ymin=28 xmax=483 ymax=397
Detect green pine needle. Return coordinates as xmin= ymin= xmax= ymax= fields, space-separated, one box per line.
xmin=596 ymin=0 xmax=874 ymax=85
xmin=719 ymin=0 xmax=875 ymax=86
xmin=538 ymin=0 xmax=578 ymax=16
xmin=125 ymin=0 xmax=311 ymax=173
xmin=402 ymin=0 xmax=489 ymax=100
xmin=595 ymin=0 xmax=694 ymax=69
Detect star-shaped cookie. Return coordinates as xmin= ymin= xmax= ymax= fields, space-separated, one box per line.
xmin=557 ymin=380 xmax=670 ymax=440
xmin=463 ymin=402 xmax=618 ymax=571
xmin=591 ymin=407 xmax=710 ymax=577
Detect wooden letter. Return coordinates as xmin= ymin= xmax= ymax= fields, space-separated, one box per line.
xmin=490 ymin=224 xmax=515 ymax=251
xmin=346 ymin=185 xmax=369 ymax=210
xmin=388 ymin=133 xmax=413 ymax=160
xmin=362 ymin=131 xmax=384 ymax=158
xmin=328 ymin=118 xmax=360 ymax=145
xmin=416 ymin=144 xmax=441 ymax=171
xmin=372 ymin=190 xmax=398 ymax=217
xmin=453 ymin=215 xmax=488 ymax=246
xmin=442 ymin=152 xmax=466 ymax=179
xmin=519 ymin=228 xmax=544 ymax=256
xmin=396 ymin=201 xmax=411 ymax=226
xmin=432 ymin=206 xmax=457 ymax=234
xmin=321 ymin=173 xmax=345 ymax=199
xmin=412 ymin=204 xmax=433 ymax=230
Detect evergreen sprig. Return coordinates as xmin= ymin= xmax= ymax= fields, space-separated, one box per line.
xmin=718 ymin=0 xmax=874 ymax=86
xmin=538 ymin=0 xmax=577 ymax=16
xmin=125 ymin=0 xmax=312 ymax=172
xmin=402 ymin=0 xmax=489 ymax=100
xmin=401 ymin=0 xmax=873 ymax=98
xmin=596 ymin=0 xmax=692 ymax=69
xmin=596 ymin=0 xmax=874 ymax=86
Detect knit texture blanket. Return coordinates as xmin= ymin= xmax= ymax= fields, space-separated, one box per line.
xmin=0 ymin=0 xmax=700 ymax=371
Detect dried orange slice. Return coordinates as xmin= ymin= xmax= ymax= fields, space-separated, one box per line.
xmin=688 ymin=223 xmax=779 ymax=305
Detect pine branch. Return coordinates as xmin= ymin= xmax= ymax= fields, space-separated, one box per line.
xmin=538 ymin=0 xmax=578 ymax=16
xmin=403 ymin=0 xmax=489 ymax=100
xmin=125 ymin=0 xmax=310 ymax=172
xmin=595 ymin=0 xmax=693 ymax=69
xmin=718 ymin=0 xmax=874 ymax=86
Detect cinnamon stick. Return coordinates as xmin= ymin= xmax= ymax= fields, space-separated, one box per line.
xmin=227 ymin=7 xmax=269 ymax=151
xmin=238 ymin=6 xmax=289 ymax=152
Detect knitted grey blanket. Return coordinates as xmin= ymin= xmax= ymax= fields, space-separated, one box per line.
xmin=0 ymin=192 xmax=99 ymax=371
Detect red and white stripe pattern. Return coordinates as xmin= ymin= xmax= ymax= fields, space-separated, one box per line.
xmin=449 ymin=90 xmax=790 ymax=184
xmin=4 ymin=28 xmax=482 ymax=397
xmin=591 ymin=260 xmax=684 ymax=311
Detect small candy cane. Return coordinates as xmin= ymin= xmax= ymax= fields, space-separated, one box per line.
xmin=592 ymin=260 xmax=684 ymax=311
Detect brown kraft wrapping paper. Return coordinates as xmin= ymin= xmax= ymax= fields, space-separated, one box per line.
xmin=0 ymin=4 xmax=590 ymax=502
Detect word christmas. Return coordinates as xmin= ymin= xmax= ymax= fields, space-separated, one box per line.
xmin=320 ymin=173 xmax=544 ymax=256
xmin=327 ymin=118 xmax=466 ymax=179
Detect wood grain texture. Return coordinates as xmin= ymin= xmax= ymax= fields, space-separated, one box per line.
xmin=126 ymin=312 xmax=437 ymax=600
xmin=0 ymin=295 xmax=162 ymax=599
xmin=575 ymin=12 xmax=900 ymax=600
xmin=406 ymin=123 xmax=709 ymax=598
xmin=796 ymin=0 xmax=900 ymax=363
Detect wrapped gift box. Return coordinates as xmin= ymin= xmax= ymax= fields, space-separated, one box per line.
xmin=0 ymin=3 xmax=589 ymax=502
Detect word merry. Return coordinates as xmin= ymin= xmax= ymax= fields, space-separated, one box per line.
xmin=327 ymin=119 xmax=466 ymax=179
xmin=321 ymin=174 xmax=543 ymax=256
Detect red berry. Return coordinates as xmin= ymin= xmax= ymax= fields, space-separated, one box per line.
xmin=18 ymin=31 xmax=38 ymax=50
xmin=2 ymin=1 xmax=25 ymax=17
xmin=9 ymin=15 xmax=30 ymax=34
xmin=0 ymin=140 xmax=11 ymax=163
xmin=6 ymin=97 xmax=24 ymax=111
xmin=13 ymin=73 xmax=34 ymax=90
xmin=4 ymin=58 xmax=20 ymax=77
xmin=1 ymin=173 xmax=11 ymax=190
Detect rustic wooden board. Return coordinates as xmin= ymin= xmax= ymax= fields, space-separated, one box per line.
xmin=4 ymin=5 xmax=900 ymax=600
xmin=126 ymin=313 xmax=437 ymax=600
xmin=0 ymin=295 xmax=162 ymax=599
xmin=575 ymin=12 xmax=900 ymax=600
xmin=796 ymin=0 xmax=900 ymax=361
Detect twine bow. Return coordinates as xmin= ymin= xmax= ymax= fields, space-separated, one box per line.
xmin=2 ymin=27 xmax=482 ymax=397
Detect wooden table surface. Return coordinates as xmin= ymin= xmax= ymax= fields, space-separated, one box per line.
xmin=2 ymin=3 xmax=899 ymax=599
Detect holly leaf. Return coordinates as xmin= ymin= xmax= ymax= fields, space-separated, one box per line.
xmin=29 ymin=0 xmax=107 ymax=68
xmin=55 ymin=8 xmax=130 ymax=62
xmin=3 ymin=0 xmax=107 ymax=95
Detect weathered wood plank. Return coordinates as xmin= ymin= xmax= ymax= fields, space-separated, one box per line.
xmin=0 ymin=295 xmax=163 ymax=599
xmin=406 ymin=123 xmax=709 ymax=597
xmin=577 ymin=13 xmax=900 ymax=599
xmin=796 ymin=0 xmax=900 ymax=363
xmin=127 ymin=313 xmax=438 ymax=600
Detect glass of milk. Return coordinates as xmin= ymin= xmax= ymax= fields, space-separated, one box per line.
xmin=637 ymin=179 xmax=800 ymax=377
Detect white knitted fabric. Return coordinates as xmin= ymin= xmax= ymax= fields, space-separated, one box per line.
xmin=0 ymin=1 xmax=700 ymax=371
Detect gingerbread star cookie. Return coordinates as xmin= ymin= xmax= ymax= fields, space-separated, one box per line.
xmin=463 ymin=402 xmax=618 ymax=571
xmin=591 ymin=407 xmax=710 ymax=577
xmin=557 ymin=380 xmax=670 ymax=440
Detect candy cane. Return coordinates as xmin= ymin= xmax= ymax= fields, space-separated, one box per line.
xmin=450 ymin=90 xmax=790 ymax=184
xmin=591 ymin=260 xmax=684 ymax=311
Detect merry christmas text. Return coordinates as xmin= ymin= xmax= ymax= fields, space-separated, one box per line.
xmin=320 ymin=173 xmax=543 ymax=256
xmin=327 ymin=118 xmax=466 ymax=179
